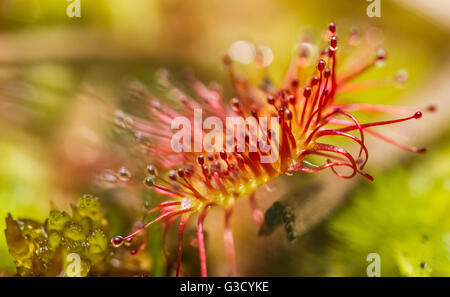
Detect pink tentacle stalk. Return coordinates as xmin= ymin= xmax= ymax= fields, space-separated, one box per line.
xmin=336 ymin=103 xmax=425 ymax=116
xmin=327 ymin=118 xmax=427 ymax=153
xmin=197 ymin=204 xmax=212 ymax=277
xmin=365 ymin=128 xmax=426 ymax=153
xmin=249 ymin=193 xmax=264 ymax=224
xmin=106 ymin=22 xmax=430 ymax=276
xmin=224 ymin=207 xmax=237 ymax=276
xmin=111 ymin=207 xmax=192 ymax=247
xmin=337 ymin=112 xmax=423 ymax=133
xmin=162 ymin=217 xmax=176 ymax=271
xmin=176 ymin=214 xmax=190 ymax=277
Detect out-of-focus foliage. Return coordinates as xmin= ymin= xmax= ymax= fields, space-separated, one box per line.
xmin=0 ymin=0 xmax=111 ymax=27
xmin=0 ymin=140 xmax=51 ymax=272
xmin=326 ymin=134 xmax=450 ymax=276
xmin=5 ymin=194 xmax=110 ymax=276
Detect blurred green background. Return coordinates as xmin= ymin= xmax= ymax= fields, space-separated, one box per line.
xmin=0 ymin=0 xmax=449 ymax=276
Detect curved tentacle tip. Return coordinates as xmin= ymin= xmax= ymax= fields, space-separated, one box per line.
xmin=417 ymin=147 xmax=427 ymax=154
xmin=414 ymin=111 xmax=423 ymax=119
xmin=111 ymin=236 xmax=124 ymax=247
xmin=362 ymin=172 xmax=374 ymax=182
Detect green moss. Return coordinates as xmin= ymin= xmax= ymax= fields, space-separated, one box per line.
xmin=4 ymin=195 xmax=111 ymax=276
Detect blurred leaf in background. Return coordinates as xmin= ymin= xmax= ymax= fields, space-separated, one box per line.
xmin=326 ymin=132 xmax=450 ymax=276
xmin=0 ymin=139 xmax=51 ymax=273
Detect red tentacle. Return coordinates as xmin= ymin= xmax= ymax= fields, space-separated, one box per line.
xmin=249 ymin=193 xmax=264 ymax=224
xmin=197 ymin=204 xmax=212 ymax=277
xmin=176 ymin=214 xmax=190 ymax=277
xmin=224 ymin=208 xmax=237 ymax=276
xmin=337 ymin=112 xmax=423 ymax=133
xmin=316 ymin=129 xmax=369 ymax=169
xmin=124 ymin=208 xmax=191 ymax=241
xmin=365 ymin=129 xmax=426 ymax=153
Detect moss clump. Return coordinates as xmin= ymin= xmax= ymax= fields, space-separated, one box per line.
xmin=4 ymin=194 xmax=110 ymax=276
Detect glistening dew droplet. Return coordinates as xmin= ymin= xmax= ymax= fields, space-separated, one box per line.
xmin=181 ymin=197 xmax=192 ymax=209
xmin=118 ymin=167 xmax=131 ymax=182
xmin=111 ymin=236 xmax=124 ymax=247
xmin=147 ymin=165 xmax=158 ymax=177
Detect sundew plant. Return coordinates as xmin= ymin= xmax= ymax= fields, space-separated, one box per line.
xmin=100 ymin=23 xmax=430 ymax=276
xmin=1 ymin=0 xmax=447 ymax=278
